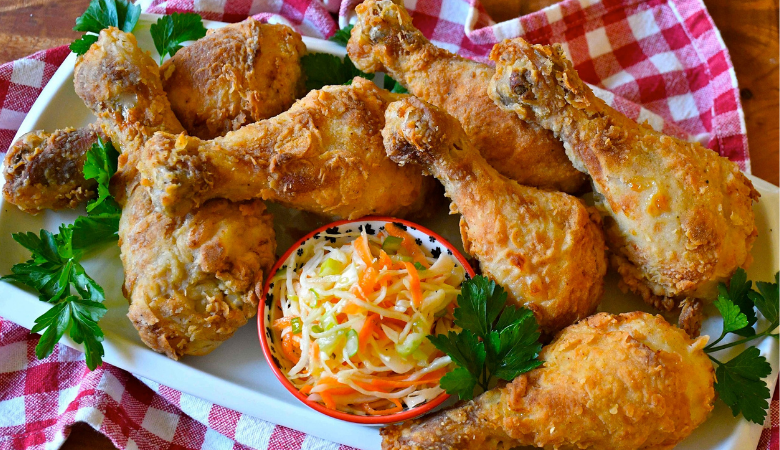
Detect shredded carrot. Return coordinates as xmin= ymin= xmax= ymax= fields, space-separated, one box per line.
xmin=317 ymin=376 xmax=341 ymax=386
xmin=321 ymin=386 xmax=357 ymax=395
xmin=299 ymin=385 xmax=313 ymax=395
xmin=359 ymin=314 xmax=380 ymax=352
xmin=359 ymin=266 xmax=379 ymax=293
xmin=378 ymin=250 xmax=393 ymax=270
xmin=354 ymin=234 xmax=374 ymax=267
xmin=320 ymin=390 xmax=336 ymax=410
xmin=342 ymin=303 xmax=364 ymax=315
xmin=362 ymin=398 xmax=403 ymax=415
xmin=382 ymin=317 xmax=408 ymax=328
xmin=366 ymin=369 xmax=446 ymax=389
xmin=385 ymin=223 xmax=429 ymax=268
xmin=403 ymin=262 xmax=423 ymax=308
xmin=282 ymin=332 xmax=301 ymax=364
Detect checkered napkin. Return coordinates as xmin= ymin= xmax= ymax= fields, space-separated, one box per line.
xmin=0 ymin=0 xmax=773 ymax=449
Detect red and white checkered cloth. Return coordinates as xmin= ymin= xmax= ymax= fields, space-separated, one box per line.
xmin=0 ymin=0 xmax=775 ymax=449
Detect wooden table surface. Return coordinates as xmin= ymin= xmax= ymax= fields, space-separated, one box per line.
xmin=0 ymin=0 xmax=777 ymax=448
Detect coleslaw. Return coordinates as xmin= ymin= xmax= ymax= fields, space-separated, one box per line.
xmin=269 ymin=223 xmax=465 ymax=415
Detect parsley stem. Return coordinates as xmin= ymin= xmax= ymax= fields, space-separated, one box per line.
xmin=705 ymin=326 xmax=778 ymax=353
xmin=706 ymin=330 xmax=729 ymax=349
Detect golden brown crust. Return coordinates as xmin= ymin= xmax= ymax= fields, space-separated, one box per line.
xmin=74 ymin=28 xmax=184 ymax=201
xmin=75 ymin=28 xmax=277 ymax=359
xmin=139 ymin=77 xmax=436 ymax=220
xmin=2 ymin=125 xmax=105 ymax=213
xmin=161 ymin=19 xmax=305 ymax=139
xmin=381 ymin=312 xmax=715 ymax=450
xmin=123 ymin=193 xmax=275 ymax=359
xmin=489 ymin=38 xmax=759 ymax=309
xmin=382 ymin=97 xmax=606 ymax=334
xmin=347 ymin=0 xmax=586 ymax=193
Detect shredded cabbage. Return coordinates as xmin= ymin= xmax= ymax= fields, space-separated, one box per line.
xmin=270 ymin=226 xmax=465 ymax=416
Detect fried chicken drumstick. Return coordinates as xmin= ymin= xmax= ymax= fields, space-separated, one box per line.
xmin=382 ymin=97 xmax=606 ymax=334
xmin=74 ymin=28 xmax=276 ymax=359
xmin=3 ymin=20 xmax=305 ymax=213
xmin=489 ymin=39 xmax=759 ymax=312
xmin=381 ymin=312 xmax=715 ymax=450
xmin=2 ymin=125 xmax=106 ymax=213
xmin=160 ymin=19 xmax=306 ymax=139
xmin=139 ymin=77 xmax=436 ymax=220
xmin=347 ymin=0 xmax=586 ymax=193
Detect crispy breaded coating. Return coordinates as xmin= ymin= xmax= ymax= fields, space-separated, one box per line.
xmin=2 ymin=125 xmax=105 ymax=213
xmin=139 ymin=77 xmax=437 ymax=220
xmin=122 ymin=194 xmax=275 ymax=357
xmin=381 ymin=97 xmax=606 ymax=334
xmin=489 ymin=39 xmax=759 ymax=311
xmin=381 ymin=312 xmax=715 ymax=450
xmin=74 ymin=28 xmax=276 ymax=359
xmin=160 ymin=19 xmax=306 ymax=139
xmin=347 ymin=0 xmax=586 ymax=193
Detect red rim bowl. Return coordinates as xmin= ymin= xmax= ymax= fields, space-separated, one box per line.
xmin=258 ymin=216 xmax=475 ymax=425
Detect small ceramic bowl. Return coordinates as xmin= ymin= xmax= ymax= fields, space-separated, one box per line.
xmin=258 ymin=216 xmax=475 ymax=425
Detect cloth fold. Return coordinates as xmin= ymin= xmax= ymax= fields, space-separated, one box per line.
xmin=0 ymin=0 xmax=774 ymax=449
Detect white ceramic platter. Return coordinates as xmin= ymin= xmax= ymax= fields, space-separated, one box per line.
xmin=0 ymin=14 xmax=777 ymax=450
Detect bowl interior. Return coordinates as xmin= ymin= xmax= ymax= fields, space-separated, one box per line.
xmin=259 ymin=217 xmax=474 ymax=424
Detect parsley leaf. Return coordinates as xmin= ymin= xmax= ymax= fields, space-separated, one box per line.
xmin=383 ymin=74 xmax=408 ymax=94
xmin=427 ymin=276 xmax=542 ymax=400
xmin=714 ymin=347 xmax=772 ymax=424
xmin=439 ymin=367 xmax=478 ymax=400
xmin=454 ymin=275 xmax=507 ymax=338
xmin=2 ymin=137 xmax=122 ymax=370
xmin=83 ymin=137 xmax=119 ymax=213
xmin=71 ymin=200 xmax=121 ymax=249
xmin=1 ymin=226 xmax=104 ymax=305
xmin=713 ymin=293 xmax=749 ymax=334
xmin=29 ymin=296 xmax=107 ymax=370
xmin=706 ymin=270 xmax=779 ymax=424
xmin=150 ymin=13 xmax=208 ymax=64
xmin=301 ymin=53 xmax=374 ymax=92
xmin=723 ymin=268 xmax=757 ymax=336
xmin=328 ymin=24 xmax=353 ymax=46
xmin=70 ymin=35 xmax=99 ymax=55
xmin=750 ymin=273 xmax=779 ymax=326
xmin=486 ymin=307 xmax=542 ymax=380
xmin=71 ymin=0 xmax=141 ymax=55
xmin=428 ymin=330 xmax=484 ymax=400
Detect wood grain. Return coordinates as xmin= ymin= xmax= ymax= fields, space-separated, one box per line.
xmin=0 ymin=0 xmax=776 ymax=448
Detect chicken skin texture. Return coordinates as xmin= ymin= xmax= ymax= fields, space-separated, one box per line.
xmin=160 ymin=19 xmax=305 ymax=139
xmin=381 ymin=312 xmax=715 ymax=450
xmin=2 ymin=125 xmax=106 ymax=213
xmin=139 ymin=77 xmax=436 ymax=220
xmin=74 ymin=28 xmax=276 ymax=359
xmin=347 ymin=0 xmax=586 ymax=193
xmin=489 ymin=39 xmax=759 ymax=311
xmin=382 ymin=97 xmax=606 ymax=334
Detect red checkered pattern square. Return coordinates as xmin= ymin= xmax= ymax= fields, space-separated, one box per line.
xmin=0 ymin=0 xmax=768 ymax=448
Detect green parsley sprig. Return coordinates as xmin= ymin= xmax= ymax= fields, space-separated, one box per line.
xmin=2 ymin=138 xmax=121 ymax=370
xmin=383 ymin=74 xmax=408 ymax=94
xmin=705 ymin=268 xmax=779 ymax=424
xmin=150 ymin=12 xmax=208 ymax=64
xmin=301 ymin=53 xmax=374 ymax=92
xmin=70 ymin=0 xmax=141 ymax=55
xmin=427 ymin=276 xmax=542 ymax=400
xmin=328 ymin=24 xmax=354 ymax=46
